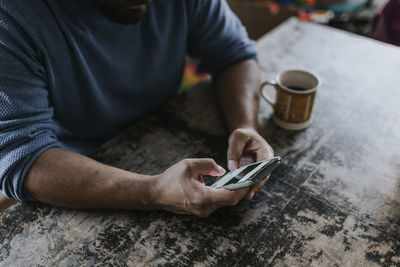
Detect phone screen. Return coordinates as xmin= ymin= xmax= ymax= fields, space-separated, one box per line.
xmin=224 ymin=162 xmax=260 ymax=185
xmin=211 ymin=157 xmax=282 ymax=190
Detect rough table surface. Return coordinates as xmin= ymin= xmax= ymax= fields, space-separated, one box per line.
xmin=1 ymin=18 xmax=400 ymax=266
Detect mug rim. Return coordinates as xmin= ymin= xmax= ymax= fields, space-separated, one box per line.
xmin=276 ymin=69 xmax=320 ymax=95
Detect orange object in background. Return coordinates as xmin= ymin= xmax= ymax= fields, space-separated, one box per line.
xmin=269 ymin=2 xmax=280 ymax=14
xmin=306 ymin=0 xmax=316 ymax=6
xmin=298 ymin=10 xmax=311 ymax=21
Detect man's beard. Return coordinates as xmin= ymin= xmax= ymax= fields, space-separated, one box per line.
xmin=88 ymin=0 xmax=152 ymax=25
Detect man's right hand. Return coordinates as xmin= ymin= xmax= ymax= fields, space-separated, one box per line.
xmin=153 ymin=159 xmax=249 ymax=217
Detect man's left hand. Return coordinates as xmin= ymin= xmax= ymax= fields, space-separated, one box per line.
xmin=227 ymin=128 xmax=274 ymax=200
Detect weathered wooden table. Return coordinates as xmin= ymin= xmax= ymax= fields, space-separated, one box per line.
xmin=1 ymin=17 xmax=400 ymax=266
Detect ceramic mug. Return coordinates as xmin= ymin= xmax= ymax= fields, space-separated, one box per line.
xmin=260 ymin=70 xmax=319 ymax=130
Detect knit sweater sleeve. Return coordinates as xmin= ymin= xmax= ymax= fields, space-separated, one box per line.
xmin=0 ymin=7 xmax=61 ymax=201
xmin=186 ymin=0 xmax=258 ymax=77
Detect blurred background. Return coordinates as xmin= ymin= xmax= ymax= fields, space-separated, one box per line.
xmin=183 ymin=0 xmax=397 ymax=90
xmin=226 ymin=0 xmax=388 ymax=39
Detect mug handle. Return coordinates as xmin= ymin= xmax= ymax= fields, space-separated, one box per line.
xmin=260 ymin=81 xmax=277 ymax=107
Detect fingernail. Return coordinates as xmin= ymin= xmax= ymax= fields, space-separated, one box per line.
xmin=228 ymin=160 xmax=236 ymax=171
xmin=217 ymin=165 xmax=225 ymax=173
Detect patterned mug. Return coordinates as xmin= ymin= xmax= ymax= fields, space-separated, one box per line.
xmin=260 ymin=70 xmax=319 ymax=130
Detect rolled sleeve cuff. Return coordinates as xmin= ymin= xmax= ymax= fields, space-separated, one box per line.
xmin=1 ymin=135 xmax=61 ymax=202
xmin=198 ymin=41 xmax=258 ymax=78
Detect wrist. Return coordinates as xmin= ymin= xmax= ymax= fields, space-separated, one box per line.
xmin=227 ymin=114 xmax=258 ymax=133
xmin=133 ymin=173 xmax=162 ymax=210
xmin=111 ymin=171 xmax=161 ymax=210
xmin=147 ymin=172 xmax=177 ymax=212
xmin=145 ymin=174 xmax=163 ymax=209
xmin=230 ymin=125 xmax=258 ymax=134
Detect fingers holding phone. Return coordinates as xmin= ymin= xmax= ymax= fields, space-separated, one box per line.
xmin=227 ymin=128 xmax=276 ymax=199
xmin=227 ymin=128 xmax=275 ymax=171
xmin=154 ymin=158 xmax=249 ymax=217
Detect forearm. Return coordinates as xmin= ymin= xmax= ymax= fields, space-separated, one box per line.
xmin=24 ymin=148 xmax=158 ymax=209
xmin=24 ymin=149 xmax=249 ymax=216
xmin=215 ymin=59 xmax=261 ymax=132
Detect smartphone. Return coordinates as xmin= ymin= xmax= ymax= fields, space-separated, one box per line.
xmin=210 ymin=156 xmax=282 ymax=191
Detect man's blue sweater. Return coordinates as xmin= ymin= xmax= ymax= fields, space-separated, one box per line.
xmin=0 ymin=0 xmax=257 ymax=201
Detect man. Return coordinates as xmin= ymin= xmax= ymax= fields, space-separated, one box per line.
xmin=0 ymin=0 xmax=274 ymax=217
